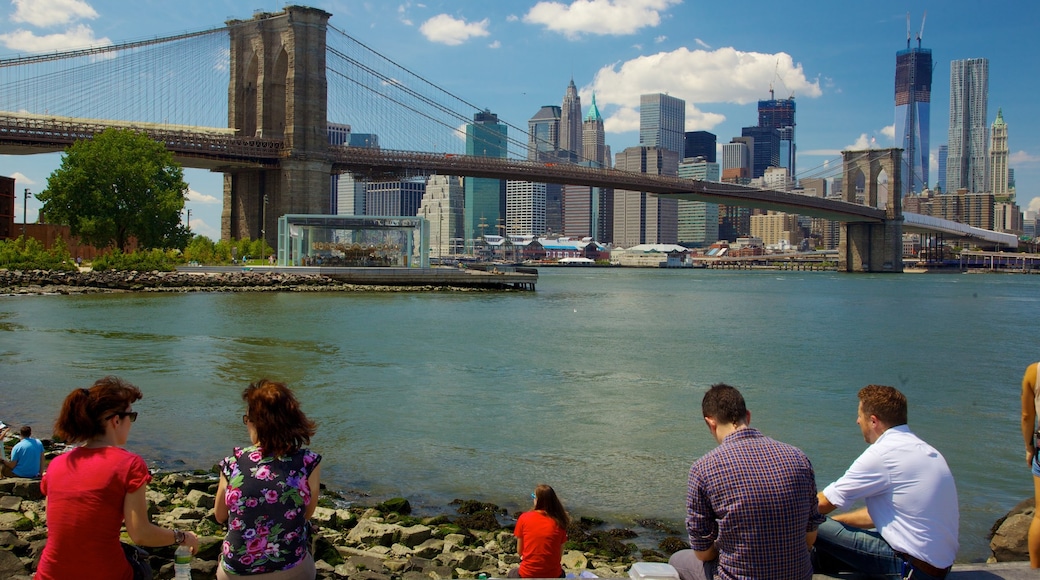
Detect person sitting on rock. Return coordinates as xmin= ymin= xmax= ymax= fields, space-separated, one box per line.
xmin=2 ymin=425 xmax=44 ymax=478
xmin=509 ymin=484 xmax=571 ymax=578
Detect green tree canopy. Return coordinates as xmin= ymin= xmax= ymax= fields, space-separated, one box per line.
xmin=37 ymin=128 xmax=190 ymax=252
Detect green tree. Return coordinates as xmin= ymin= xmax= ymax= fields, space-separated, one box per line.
xmin=37 ymin=128 xmax=190 ymax=252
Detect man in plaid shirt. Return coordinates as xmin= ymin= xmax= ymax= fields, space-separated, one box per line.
xmin=669 ymin=384 xmax=825 ymax=580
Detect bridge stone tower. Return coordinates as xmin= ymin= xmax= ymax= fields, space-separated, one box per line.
xmin=223 ymin=6 xmax=332 ymax=244
xmin=838 ymin=148 xmax=904 ymax=272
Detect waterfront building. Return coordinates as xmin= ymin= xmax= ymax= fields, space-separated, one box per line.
xmin=990 ymin=109 xmax=1010 ymax=200
xmin=560 ymin=79 xmax=582 ymax=162
xmin=719 ymin=206 xmax=751 ymax=241
xmin=418 ymin=175 xmax=465 ymax=257
xmin=798 ymin=177 xmax=827 ymax=198
xmin=640 ymin=93 xmax=686 ymax=159
xmin=751 ymin=212 xmax=801 ymax=248
xmin=365 ymin=178 xmax=425 ymax=217
xmin=741 ymin=126 xmax=780 ymax=179
xmin=895 ymin=42 xmax=932 ymax=194
xmin=947 ymin=58 xmax=989 ymax=194
xmin=613 ymin=146 xmax=679 ymax=248
xmin=506 ymin=181 xmax=547 ymax=236
xmin=937 ymin=145 xmax=948 ymax=192
xmin=758 ymin=97 xmax=796 ymax=178
xmin=464 ymin=110 xmax=507 ymax=250
xmin=684 ymin=131 xmax=717 ymax=163
xmin=677 ymin=157 xmax=720 ymax=246
xmin=994 ymin=200 xmax=1022 ymax=234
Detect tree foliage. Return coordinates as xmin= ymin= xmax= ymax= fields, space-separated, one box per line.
xmin=0 ymin=236 xmax=75 ymax=271
xmin=37 ymin=128 xmax=191 ymax=252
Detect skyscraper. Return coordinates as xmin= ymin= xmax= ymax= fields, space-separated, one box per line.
xmin=684 ymin=131 xmax=717 ymax=163
xmin=757 ymin=98 xmax=795 ymax=177
xmin=639 ymin=93 xmax=685 ymax=158
xmin=582 ymin=93 xmax=607 ymax=167
xmin=563 ymin=92 xmax=611 ymax=241
xmin=418 ymin=175 xmax=464 ymax=257
xmin=528 ymin=105 xmax=561 ymax=162
xmin=990 ymin=108 xmax=1009 ymax=199
xmin=740 ymin=126 xmax=780 ymax=179
xmin=947 ymin=58 xmax=989 ymax=194
xmin=937 ymin=145 xmax=948 ymax=192
xmin=506 ymin=181 xmax=547 ymax=235
xmin=613 ymin=146 xmax=679 ymax=247
xmin=559 ymin=79 xmax=582 ymax=162
xmin=677 ymin=157 xmax=720 ymax=246
xmin=465 ymin=110 xmax=507 ymax=249
xmin=365 ymin=179 xmax=425 ymax=217
xmin=895 ymin=40 xmax=932 ymax=194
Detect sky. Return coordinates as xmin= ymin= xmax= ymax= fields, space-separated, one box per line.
xmin=1 ymin=0 xmax=1039 ymax=241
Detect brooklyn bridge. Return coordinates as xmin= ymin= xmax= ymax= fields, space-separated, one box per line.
xmin=0 ymin=5 xmax=1016 ymax=272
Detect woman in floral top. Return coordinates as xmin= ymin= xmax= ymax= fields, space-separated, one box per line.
xmin=215 ymin=379 xmax=322 ymax=579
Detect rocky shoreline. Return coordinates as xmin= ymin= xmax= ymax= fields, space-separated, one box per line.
xmin=0 ymin=269 xmax=507 ymax=295
xmin=0 ymin=467 xmax=680 ymax=580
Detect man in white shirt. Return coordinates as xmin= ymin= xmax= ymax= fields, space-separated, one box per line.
xmin=815 ymin=385 xmax=958 ymax=579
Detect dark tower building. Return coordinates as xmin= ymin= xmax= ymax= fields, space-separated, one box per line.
xmin=740 ymin=126 xmax=780 ymax=179
xmin=684 ymin=131 xmax=717 ymax=163
xmin=757 ymin=97 xmax=795 ymax=177
xmin=560 ymin=79 xmax=582 ymax=162
xmin=895 ymin=25 xmax=932 ymax=195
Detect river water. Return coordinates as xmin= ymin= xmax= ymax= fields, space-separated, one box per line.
xmin=0 ymin=268 xmax=1036 ymax=561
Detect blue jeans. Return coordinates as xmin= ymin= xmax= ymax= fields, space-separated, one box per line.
xmin=813 ymin=518 xmax=947 ymax=580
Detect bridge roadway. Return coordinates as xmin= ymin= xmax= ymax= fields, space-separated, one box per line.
xmin=0 ymin=112 xmax=1017 ymax=249
xmin=0 ymin=112 xmax=886 ymax=223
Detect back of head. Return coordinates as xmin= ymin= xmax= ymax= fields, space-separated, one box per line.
xmin=702 ymin=383 xmax=747 ymax=425
xmin=19 ymin=425 xmax=31 ymax=438
xmin=54 ymin=376 xmax=143 ymax=444
xmin=858 ymin=384 xmax=908 ymax=427
xmin=244 ymin=379 xmax=316 ymax=458
xmin=533 ymin=484 xmax=571 ymax=530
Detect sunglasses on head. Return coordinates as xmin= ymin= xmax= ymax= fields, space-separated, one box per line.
xmin=108 ymin=411 xmax=138 ymax=422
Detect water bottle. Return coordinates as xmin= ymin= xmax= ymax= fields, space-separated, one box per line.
xmin=173 ymin=544 xmax=192 ymax=579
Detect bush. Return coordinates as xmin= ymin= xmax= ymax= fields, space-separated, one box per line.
xmin=0 ymin=236 xmax=75 ymax=271
xmin=91 ymin=249 xmax=182 ymax=272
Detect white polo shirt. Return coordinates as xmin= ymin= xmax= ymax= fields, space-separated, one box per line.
xmin=822 ymin=425 xmax=959 ymax=568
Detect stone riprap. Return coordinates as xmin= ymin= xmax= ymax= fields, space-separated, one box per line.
xmin=0 ymin=269 xmax=497 ymax=295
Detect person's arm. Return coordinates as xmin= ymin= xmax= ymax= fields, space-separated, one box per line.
xmin=805 ymin=529 xmax=818 ymax=549
xmin=831 ymin=506 xmax=874 ymax=528
xmin=304 ymin=462 xmax=322 ymax=520
xmin=1023 ymin=363 xmax=1037 ymax=467
xmin=694 ymin=544 xmax=719 ymax=562
xmin=123 ymin=485 xmax=200 ymax=553
xmin=214 ymin=474 xmax=229 ymax=524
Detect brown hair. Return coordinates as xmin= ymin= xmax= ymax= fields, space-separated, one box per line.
xmin=702 ymin=383 xmax=748 ymax=425
xmin=54 ymin=376 xmax=143 ymax=444
xmin=858 ymin=384 xmax=908 ymax=427
xmin=243 ymin=379 xmax=316 ymax=458
xmin=533 ymin=484 xmax=571 ymax=531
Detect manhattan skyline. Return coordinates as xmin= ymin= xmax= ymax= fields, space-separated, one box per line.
xmin=0 ymin=0 xmax=1037 ymax=241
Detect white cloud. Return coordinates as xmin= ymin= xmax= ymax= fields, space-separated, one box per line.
xmin=1010 ymin=151 xmax=1040 ymax=165
xmin=585 ymin=46 xmax=820 ymax=132
xmin=880 ymin=124 xmax=895 ymax=140
xmin=694 ymin=38 xmax=710 ymax=49
xmin=419 ymin=14 xmax=490 ymax=46
xmin=523 ymin=0 xmax=681 ymax=39
xmin=845 ymin=134 xmax=872 ymax=150
xmin=0 ymin=24 xmax=109 ymax=52
xmin=11 ymin=0 xmax=97 ymax=28
xmin=654 ymin=35 xmax=666 ymax=43
xmin=187 ymin=188 xmax=219 ymax=205
xmin=189 ymin=218 xmax=219 ymax=241
xmin=10 ymin=172 xmax=35 ymax=186
xmin=1029 ymin=197 xmax=1040 ymax=214
xmin=488 ymin=40 xmax=501 ymax=49
xmin=507 ymin=14 xmax=519 ymax=22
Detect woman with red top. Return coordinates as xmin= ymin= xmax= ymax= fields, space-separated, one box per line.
xmin=36 ymin=376 xmax=199 ymax=580
xmin=510 ymin=484 xmax=571 ymax=578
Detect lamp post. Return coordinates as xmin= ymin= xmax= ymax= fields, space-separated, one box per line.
xmin=261 ymin=194 xmax=268 ymax=263
xmin=22 ymin=188 xmax=31 ymax=245
xmin=185 ymin=208 xmax=192 ymax=230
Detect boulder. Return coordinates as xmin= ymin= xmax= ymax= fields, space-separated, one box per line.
xmin=347 ymin=520 xmax=399 ymax=547
xmin=563 ymin=550 xmax=589 ymax=571
xmin=0 ymin=496 xmax=23 ymax=512
xmin=186 ymin=489 xmax=215 ymax=510
xmin=398 ymin=524 xmax=432 ymax=547
xmin=990 ymin=497 xmax=1034 ymax=561
xmin=0 ymin=548 xmax=26 ymax=578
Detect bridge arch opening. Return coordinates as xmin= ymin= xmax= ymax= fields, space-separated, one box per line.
xmin=240 ymin=53 xmax=258 ymax=137
xmin=874 ymin=168 xmax=889 ymax=209
xmin=263 ymin=47 xmax=288 ymax=139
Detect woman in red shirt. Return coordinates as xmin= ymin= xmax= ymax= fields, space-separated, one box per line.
xmin=510 ymin=484 xmax=571 ymax=578
xmin=36 ymin=376 xmax=199 ymax=580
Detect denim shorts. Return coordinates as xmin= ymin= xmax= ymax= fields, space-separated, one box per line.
xmin=1032 ymin=452 xmax=1040 ymax=478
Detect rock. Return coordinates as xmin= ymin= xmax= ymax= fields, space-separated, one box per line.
xmin=412 ymin=538 xmax=445 ymax=559
xmin=0 ymin=548 xmax=26 ymax=578
xmin=347 ymin=520 xmax=399 ymax=547
xmin=563 ymin=550 xmax=589 ymax=571
xmin=0 ymin=496 xmax=22 ymax=512
xmin=379 ymin=497 xmax=412 ymax=515
xmin=186 ymin=489 xmax=215 ymax=510
xmin=398 ymin=524 xmax=432 ymax=547
xmin=990 ymin=497 xmax=1034 ymax=562
xmin=9 ymin=480 xmax=42 ymax=501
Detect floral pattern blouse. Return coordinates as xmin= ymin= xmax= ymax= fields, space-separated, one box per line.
xmin=219 ymin=445 xmax=322 ymax=575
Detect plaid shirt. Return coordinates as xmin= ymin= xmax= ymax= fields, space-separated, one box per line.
xmin=686 ymin=427 xmax=824 ymax=580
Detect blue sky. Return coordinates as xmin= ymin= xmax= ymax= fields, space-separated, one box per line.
xmin=1 ymin=0 xmax=1038 ymax=241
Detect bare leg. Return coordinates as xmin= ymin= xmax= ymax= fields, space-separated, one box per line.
xmin=1030 ymin=475 xmax=1040 ymax=568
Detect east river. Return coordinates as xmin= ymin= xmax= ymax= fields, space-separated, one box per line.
xmin=1 ymin=267 xmax=1036 ymax=561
